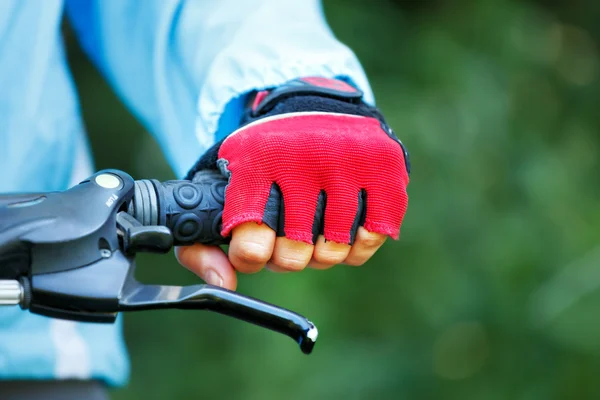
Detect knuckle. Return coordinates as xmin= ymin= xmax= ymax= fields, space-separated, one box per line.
xmin=235 ymin=241 xmax=271 ymax=264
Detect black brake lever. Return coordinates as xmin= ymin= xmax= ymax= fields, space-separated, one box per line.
xmin=0 ymin=169 xmax=318 ymax=354
xmin=119 ymin=277 xmax=317 ymax=354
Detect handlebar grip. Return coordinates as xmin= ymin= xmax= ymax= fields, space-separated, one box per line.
xmin=131 ymin=171 xmax=228 ymax=246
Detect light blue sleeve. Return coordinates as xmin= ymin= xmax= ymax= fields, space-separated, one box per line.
xmin=65 ymin=0 xmax=374 ymax=178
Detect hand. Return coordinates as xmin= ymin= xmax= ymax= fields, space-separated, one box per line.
xmin=177 ymin=77 xmax=410 ymax=290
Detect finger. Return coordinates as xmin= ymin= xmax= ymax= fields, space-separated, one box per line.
xmin=322 ymin=188 xmax=359 ymax=244
xmin=308 ymin=235 xmax=351 ymax=270
xmin=265 ymin=262 xmax=292 ymax=273
xmin=229 ymin=222 xmax=276 ymax=274
xmin=363 ymin=174 xmax=408 ymax=240
xmin=175 ymin=244 xmax=237 ymax=291
xmin=270 ymin=237 xmax=314 ymax=271
xmin=278 ymin=183 xmax=321 ymax=244
xmin=344 ymin=227 xmax=387 ymax=266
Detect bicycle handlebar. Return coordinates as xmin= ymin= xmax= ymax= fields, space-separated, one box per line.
xmin=0 ymin=169 xmax=317 ymax=355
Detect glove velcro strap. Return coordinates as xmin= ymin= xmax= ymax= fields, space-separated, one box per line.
xmin=250 ymin=77 xmax=363 ymax=117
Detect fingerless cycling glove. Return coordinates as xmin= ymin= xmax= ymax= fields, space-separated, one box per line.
xmin=187 ymin=77 xmax=410 ymax=244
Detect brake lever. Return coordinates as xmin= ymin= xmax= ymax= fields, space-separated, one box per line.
xmin=119 ymin=276 xmax=317 ymax=354
xmin=0 ymin=169 xmax=318 ymax=354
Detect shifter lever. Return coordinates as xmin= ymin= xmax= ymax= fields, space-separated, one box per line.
xmin=116 ymin=212 xmax=173 ymax=255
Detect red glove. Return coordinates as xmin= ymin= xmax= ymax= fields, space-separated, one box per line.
xmin=187 ymin=77 xmax=410 ymax=245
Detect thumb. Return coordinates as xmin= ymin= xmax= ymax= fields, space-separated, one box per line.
xmin=175 ymin=244 xmax=238 ymax=291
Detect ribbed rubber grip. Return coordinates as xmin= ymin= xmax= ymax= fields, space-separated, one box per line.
xmin=131 ymin=172 xmax=228 ymax=246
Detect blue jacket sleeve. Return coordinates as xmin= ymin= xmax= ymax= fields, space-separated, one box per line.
xmin=65 ymin=0 xmax=374 ymax=178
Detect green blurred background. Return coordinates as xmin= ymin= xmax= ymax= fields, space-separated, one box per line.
xmin=63 ymin=0 xmax=600 ymax=399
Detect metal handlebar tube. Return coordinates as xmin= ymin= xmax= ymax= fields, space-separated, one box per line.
xmin=0 ymin=280 xmax=22 ymax=305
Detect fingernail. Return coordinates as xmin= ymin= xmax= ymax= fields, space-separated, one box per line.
xmin=205 ymin=269 xmax=224 ymax=287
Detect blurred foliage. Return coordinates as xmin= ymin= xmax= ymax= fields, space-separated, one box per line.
xmin=64 ymin=0 xmax=600 ymax=399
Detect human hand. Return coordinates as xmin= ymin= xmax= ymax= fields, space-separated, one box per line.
xmin=176 ymin=77 xmax=410 ymax=290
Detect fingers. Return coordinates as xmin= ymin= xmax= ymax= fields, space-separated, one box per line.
xmin=229 ymin=222 xmax=276 ymax=274
xmin=224 ymin=190 xmax=390 ymax=275
xmin=176 ymin=244 xmax=238 ymax=291
xmin=175 ymin=227 xmax=385 ymax=289
xmin=308 ymin=235 xmax=351 ymax=270
xmin=228 ymin=222 xmax=315 ymax=274
xmin=344 ymin=227 xmax=387 ymax=266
